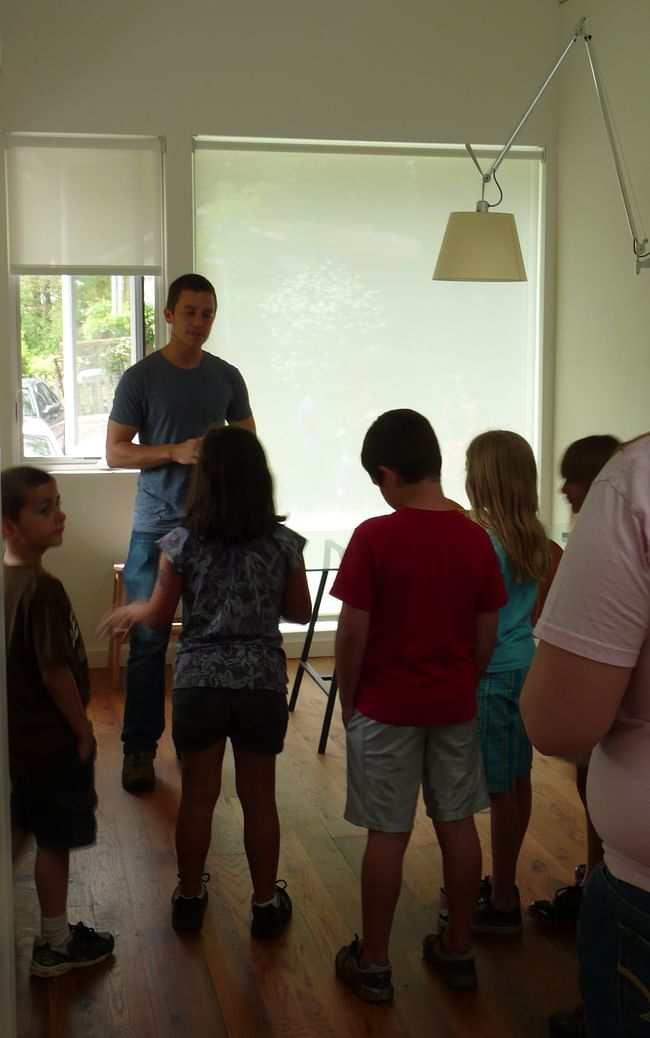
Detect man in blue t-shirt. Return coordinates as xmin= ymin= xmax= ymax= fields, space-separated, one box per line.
xmin=106 ymin=273 xmax=255 ymax=793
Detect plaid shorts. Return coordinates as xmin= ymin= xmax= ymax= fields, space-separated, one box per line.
xmin=476 ymin=667 xmax=532 ymax=794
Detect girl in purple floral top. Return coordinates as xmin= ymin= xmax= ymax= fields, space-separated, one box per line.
xmin=103 ymin=425 xmax=311 ymax=938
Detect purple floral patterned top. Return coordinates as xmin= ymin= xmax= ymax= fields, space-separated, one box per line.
xmin=158 ymin=524 xmax=306 ymax=692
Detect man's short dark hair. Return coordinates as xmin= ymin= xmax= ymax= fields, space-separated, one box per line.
xmin=1 ymin=466 xmax=54 ymax=522
xmin=166 ymin=273 xmax=217 ymax=312
xmin=361 ymin=409 xmax=442 ymax=485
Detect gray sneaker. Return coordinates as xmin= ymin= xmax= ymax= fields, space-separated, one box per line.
xmin=422 ymin=932 xmax=477 ymax=989
xmin=30 ymin=922 xmax=115 ymax=977
xmin=335 ymin=936 xmax=394 ymax=1003
xmin=122 ymin=751 xmax=155 ymax=793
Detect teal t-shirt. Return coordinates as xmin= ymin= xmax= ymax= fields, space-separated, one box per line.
xmin=110 ymin=350 xmax=251 ymax=533
xmin=487 ymin=531 xmax=538 ymax=673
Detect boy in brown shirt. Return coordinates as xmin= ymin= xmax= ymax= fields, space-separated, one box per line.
xmin=2 ymin=465 xmax=114 ymax=976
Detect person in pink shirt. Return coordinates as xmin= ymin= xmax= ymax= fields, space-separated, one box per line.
xmin=521 ymin=434 xmax=650 ymax=1038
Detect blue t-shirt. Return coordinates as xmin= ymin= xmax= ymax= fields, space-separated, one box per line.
xmin=110 ymin=350 xmax=251 ymax=533
xmin=159 ymin=524 xmax=306 ymax=692
xmin=487 ymin=531 xmax=538 ymax=673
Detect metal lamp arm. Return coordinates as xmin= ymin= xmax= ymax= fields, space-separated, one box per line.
xmin=468 ymin=16 xmax=648 ymax=272
xmin=488 ymin=18 xmax=587 ymax=180
xmin=582 ymin=35 xmax=649 ymax=269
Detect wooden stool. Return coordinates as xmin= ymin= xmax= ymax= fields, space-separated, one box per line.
xmin=108 ymin=562 xmax=183 ymax=688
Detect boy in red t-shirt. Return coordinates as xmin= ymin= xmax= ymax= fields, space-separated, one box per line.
xmin=2 ymin=465 xmax=114 ymax=976
xmin=332 ymin=410 xmax=506 ymax=1001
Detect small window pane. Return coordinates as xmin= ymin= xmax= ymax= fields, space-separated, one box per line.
xmin=19 ymin=274 xmax=157 ymax=459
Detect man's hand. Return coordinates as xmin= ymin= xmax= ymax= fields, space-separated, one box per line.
xmin=170 ymin=437 xmax=202 ymax=465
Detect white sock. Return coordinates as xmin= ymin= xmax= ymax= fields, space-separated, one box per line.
xmin=253 ymin=891 xmax=279 ymax=909
xmin=41 ymin=913 xmax=69 ymax=949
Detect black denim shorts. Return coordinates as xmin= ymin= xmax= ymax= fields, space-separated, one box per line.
xmin=172 ymin=687 xmax=289 ymax=756
xmin=11 ymin=752 xmax=97 ymax=850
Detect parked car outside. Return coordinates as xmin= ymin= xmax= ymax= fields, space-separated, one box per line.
xmin=22 ymin=377 xmax=65 ymax=451
xmin=22 ymin=416 xmax=65 ymax=458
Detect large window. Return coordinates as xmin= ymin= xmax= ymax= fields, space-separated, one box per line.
xmin=6 ymin=135 xmax=163 ymax=461
xmin=194 ymin=139 xmax=544 ymax=542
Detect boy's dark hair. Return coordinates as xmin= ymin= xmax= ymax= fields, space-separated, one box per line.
xmin=560 ymin=435 xmax=620 ymax=487
xmin=166 ymin=273 xmax=217 ymax=312
xmin=1 ymin=466 xmax=54 ymax=522
xmin=361 ymin=409 xmax=442 ymax=485
xmin=185 ymin=425 xmax=282 ymax=542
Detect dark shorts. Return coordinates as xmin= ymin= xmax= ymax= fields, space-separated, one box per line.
xmin=11 ymin=753 xmax=97 ymax=850
xmin=172 ymin=687 xmax=289 ymax=756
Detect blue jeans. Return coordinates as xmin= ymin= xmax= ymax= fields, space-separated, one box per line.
xmin=578 ymin=862 xmax=650 ymax=1037
xmin=121 ymin=530 xmax=171 ymax=755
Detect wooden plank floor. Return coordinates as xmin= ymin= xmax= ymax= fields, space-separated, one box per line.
xmin=14 ymin=662 xmax=582 ymax=1037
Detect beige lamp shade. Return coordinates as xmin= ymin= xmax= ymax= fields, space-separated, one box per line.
xmin=433 ymin=210 xmax=527 ymax=282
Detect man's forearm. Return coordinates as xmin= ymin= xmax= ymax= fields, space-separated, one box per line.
xmin=106 ymin=440 xmax=175 ymax=470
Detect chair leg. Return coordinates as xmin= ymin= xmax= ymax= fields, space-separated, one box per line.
xmin=318 ymin=672 xmax=339 ymax=755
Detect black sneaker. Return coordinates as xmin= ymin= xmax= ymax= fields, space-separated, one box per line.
xmin=171 ymin=875 xmax=209 ymax=932
xmin=335 ymin=935 xmax=394 ymax=1003
xmin=470 ymin=897 xmax=522 ymax=935
xmin=251 ymin=881 xmax=292 ymax=940
xmin=422 ymin=932 xmax=477 ymax=990
xmin=528 ymin=883 xmax=582 ymax=926
xmin=122 ymin=750 xmax=155 ymax=793
xmin=30 ymin=922 xmax=115 ymax=977
xmin=438 ymin=889 xmax=522 ymax=935
xmin=439 ymin=874 xmax=491 ymax=908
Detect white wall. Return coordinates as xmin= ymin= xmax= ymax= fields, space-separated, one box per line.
xmin=0 ymin=0 xmax=563 ymax=659
xmin=551 ymin=0 xmax=650 ymax=529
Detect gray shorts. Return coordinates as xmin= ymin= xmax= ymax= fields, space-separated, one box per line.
xmin=344 ymin=712 xmax=488 ymax=833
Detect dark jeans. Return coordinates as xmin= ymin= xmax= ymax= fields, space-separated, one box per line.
xmin=122 ymin=530 xmax=171 ymax=756
xmin=578 ymin=862 xmax=650 ymax=1037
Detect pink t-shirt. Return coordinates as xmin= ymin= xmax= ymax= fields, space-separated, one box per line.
xmin=535 ymin=436 xmax=650 ymax=891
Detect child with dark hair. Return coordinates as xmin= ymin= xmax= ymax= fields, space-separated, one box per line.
xmin=101 ymin=426 xmax=311 ymax=938
xmin=2 ymin=465 xmax=114 ymax=976
xmin=529 ymin=432 xmax=620 ymax=930
xmin=332 ymin=409 xmax=507 ymax=1001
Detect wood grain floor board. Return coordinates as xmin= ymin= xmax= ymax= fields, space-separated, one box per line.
xmin=13 ymin=662 xmax=585 ymax=1037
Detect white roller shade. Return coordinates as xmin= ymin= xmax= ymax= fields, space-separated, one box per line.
xmin=6 ymin=135 xmax=163 ymax=274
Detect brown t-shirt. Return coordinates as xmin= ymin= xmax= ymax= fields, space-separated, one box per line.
xmin=3 ymin=563 xmax=90 ymax=781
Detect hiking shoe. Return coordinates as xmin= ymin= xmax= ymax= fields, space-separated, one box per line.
xmin=251 ymin=881 xmax=292 ymax=940
xmin=122 ymin=750 xmax=155 ymax=793
xmin=439 ymin=874 xmax=491 ymax=908
xmin=30 ymin=922 xmax=114 ymax=977
xmin=422 ymin=932 xmax=477 ymax=990
xmin=528 ymin=883 xmax=582 ymax=926
xmin=548 ymin=1007 xmax=586 ymax=1037
xmin=335 ymin=935 xmax=394 ymax=1003
xmin=171 ymin=875 xmax=209 ymax=932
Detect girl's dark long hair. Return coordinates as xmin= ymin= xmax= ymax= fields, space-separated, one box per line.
xmin=184 ymin=425 xmax=282 ymax=542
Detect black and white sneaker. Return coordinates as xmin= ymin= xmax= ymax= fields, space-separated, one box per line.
xmin=171 ymin=875 xmax=210 ymax=932
xmin=251 ymin=881 xmax=292 ymax=939
xmin=30 ymin=922 xmax=115 ymax=978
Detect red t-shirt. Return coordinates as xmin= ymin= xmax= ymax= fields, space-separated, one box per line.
xmin=331 ymin=508 xmax=507 ymax=725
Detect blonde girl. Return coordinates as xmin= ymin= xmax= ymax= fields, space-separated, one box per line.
xmin=464 ymin=430 xmax=550 ymax=933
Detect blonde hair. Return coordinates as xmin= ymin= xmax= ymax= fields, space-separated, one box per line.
xmin=465 ymin=430 xmax=550 ymax=583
